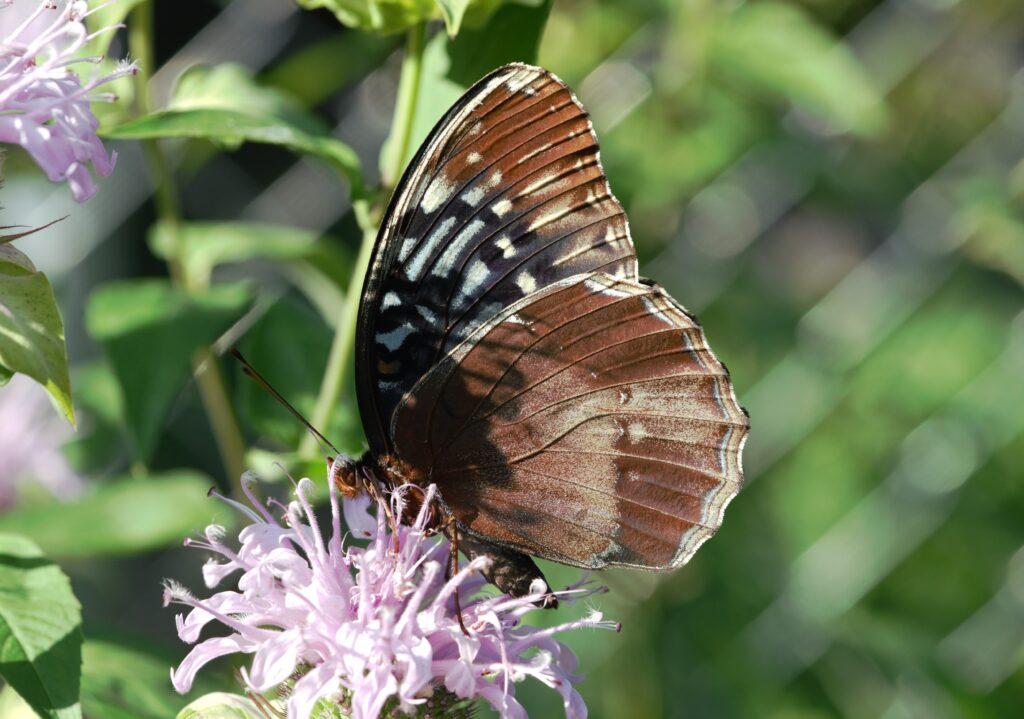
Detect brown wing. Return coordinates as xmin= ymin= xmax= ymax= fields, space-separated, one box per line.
xmin=391 ymin=273 xmax=748 ymax=570
xmin=355 ymin=63 xmax=636 ymax=456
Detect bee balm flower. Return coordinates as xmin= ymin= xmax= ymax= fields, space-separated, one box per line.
xmin=164 ymin=469 xmax=619 ymax=719
xmin=0 ymin=1 xmax=137 ymax=201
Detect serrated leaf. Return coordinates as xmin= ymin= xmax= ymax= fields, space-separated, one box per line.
xmin=0 ymin=472 xmax=232 ymax=559
xmin=712 ymin=2 xmax=888 ymax=137
xmin=175 ymin=693 xmax=261 ymax=719
xmin=0 ymin=244 xmax=74 ymax=425
xmin=86 ymin=280 xmax=251 ymax=461
xmin=396 ymin=0 xmax=552 ymax=174
xmin=436 ymin=0 xmax=471 ymax=36
xmin=104 ymin=64 xmax=365 ymax=194
xmin=0 ymin=535 xmax=82 ymax=719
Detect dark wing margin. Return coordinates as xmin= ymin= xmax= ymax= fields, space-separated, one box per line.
xmin=355 ymin=63 xmax=637 ymax=455
xmin=392 ymin=273 xmax=749 ymax=570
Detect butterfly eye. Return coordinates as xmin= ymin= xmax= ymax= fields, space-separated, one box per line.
xmin=329 ymin=457 xmax=361 ymax=499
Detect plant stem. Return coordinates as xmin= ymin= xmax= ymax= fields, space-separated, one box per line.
xmin=382 ymin=22 xmax=426 ymax=189
xmin=129 ymin=3 xmax=247 ymax=492
xmin=300 ymin=24 xmax=426 ymax=457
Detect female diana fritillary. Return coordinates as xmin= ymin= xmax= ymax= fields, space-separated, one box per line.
xmin=336 ymin=63 xmax=748 ymax=604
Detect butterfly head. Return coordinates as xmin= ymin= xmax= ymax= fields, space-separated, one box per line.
xmin=328 ymin=455 xmax=362 ymax=499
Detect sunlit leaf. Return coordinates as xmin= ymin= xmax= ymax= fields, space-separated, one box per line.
xmin=0 ymin=535 xmax=82 ymax=719
xmin=82 ymin=637 xmax=227 ymax=719
xmin=711 ymin=2 xmax=888 ymax=137
xmin=0 ymin=244 xmax=73 ymax=425
xmin=0 ymin=473 xmax=232 ymax=558
xmin=396 ymin=0 xmax=552 ymax=173
xmin=175 ymin=693 xmax=261 ymax=719
xmin=104 ymin=64 xmax=365 ymax=194
xmin=147 ymin=220 xmax=341 ymax=287
xmin=86 ymin=280 xmax=251 ymax=461
xmin=436 ymin=0 xmax=471 ymax=36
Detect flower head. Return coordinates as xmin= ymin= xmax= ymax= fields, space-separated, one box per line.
xmin=0 ymin=0 xmax=137 ymax=201
xmin=0 ymin=373 xmax=81 ymax=508
xmin=165 ymin=467 xmax=619 ymax=719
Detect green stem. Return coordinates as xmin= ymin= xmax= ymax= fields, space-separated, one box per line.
xmin=382 ymin=22 xmax=426 ymax=189
xmin=129 ymin=4 xmax=247 ymax=493
xmin=300 ymin=24 xmax=427 ymax=457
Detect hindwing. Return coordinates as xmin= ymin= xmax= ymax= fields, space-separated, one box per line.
xmin=391 ymin=274 xmax=748 ymax=569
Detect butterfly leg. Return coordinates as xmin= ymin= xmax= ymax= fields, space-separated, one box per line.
xmin=358 ymin=465 xmax=401 ymax=552
xmin=460 ymin=537 xmax=558 ymax=609
xmin=446 ymin=517 xmax=471 ymax=635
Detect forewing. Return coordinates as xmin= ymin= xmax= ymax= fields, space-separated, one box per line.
xmin=356 ymin=63 xmax=637 ymax=454
xmin=392 ymin=274 xmax=749 ymax=570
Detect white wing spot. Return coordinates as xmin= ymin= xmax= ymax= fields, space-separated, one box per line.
xmin=377 ymin=323 xmax=414 ymax=351
xmin=467 ymin=151 xmax=482 ymax=164
xmin=404 ymin=216 xmax=456 ymax=280
xmin=495 ymin=235 xmax=515 ymax=258
xmin=421 ymin=174 xmax=456 ymax=213
xmin=432 ymin=219 xmax=486 ymax=278
xmin=398 ymin=236 xmax=418 ymax=262
xmin=515 ymin=272 xmax=537 ymax=294
xmin=457 ymin=259 xmax=491 ymax=308
xmin=628 ymin=422 xmax=648 ymax=443
xmin=382 ymin=292 xmax=400 ymax=309
xmin=493 ymin=198 xmax=513 ymax=217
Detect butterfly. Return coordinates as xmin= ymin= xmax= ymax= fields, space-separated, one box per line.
xmin=336 ymin=63 xmax=748 ymax=606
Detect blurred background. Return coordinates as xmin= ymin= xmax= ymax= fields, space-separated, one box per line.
xmin=2 ymin=0 xmax=1023 ymax=717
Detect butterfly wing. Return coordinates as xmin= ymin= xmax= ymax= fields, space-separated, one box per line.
xmin=356 ymin=63 xmax=636 ymax=455
xmin=391 ymin=273 xmax=748 ymax=570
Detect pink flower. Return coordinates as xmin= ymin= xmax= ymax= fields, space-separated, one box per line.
xmin=165 ymin=467 xmax=619 ymax=719
xmin=0 ymin=373 xmax=82 ymax=508
xmin=0 ymin=1 xmax=137 ymax=202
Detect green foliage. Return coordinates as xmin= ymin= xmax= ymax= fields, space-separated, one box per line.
xmin=711 ymin=2 xmax=888 ymax=137
xmin=86 ymin=280 xmax=251 ymax=461
xmin=0 ymin=473 xmax=230 ymax=558
xmin=0 ymin=535 xmax=82 ymax=719
xmin=175 ymin=694 xmax=261 ymax=719
xmin=0 ymin=244 xmax=73 ymax=425
xmin=105 ymin=64 xmax=365 ymax=195
xmin=5 ymin=1 xmax=1024 ymax=717
xmin=147 ymin=220 xmax=344 ymax=289
xmin=401 ymin=0 xmax=552 ymax=170
xmin=294 ymin=0 xmax=531 ymax=35
xmin=81 ymin=636 xmax=230 ymax=719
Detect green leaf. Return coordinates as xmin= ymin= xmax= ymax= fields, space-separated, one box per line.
xmin=175 ymin=694 xmax=262 ymax=719
xmin=399 ymin=0 xmax=552 ymax=173
xmin=712 ymin=2 xmax=888 ymax=137
xmin=0 ymin=534 xmax=82 ymax=719
xmin=86 ymin=280 xmax=251 ymax=461
xmin=82 ymin=637 xmax=227 ymax=719
xmin=85 ymin=0 xmax=147 ymax=57
xmin=104 ymin=64 xmax=365 ymax=194
xmin=295 ymin=0 xmax=434 ymax=34
xmin=436 ymin=0 xmax=471 ymax=36
xmin=147 ymin=221 xmax=339 ymax=288
xmin=235 ymin=297 xmax=336 ymax=449
xmin=0 ymin=244 xmax=74 ymax=425
xmin=0 ymin=472 xmax=231 ymax=559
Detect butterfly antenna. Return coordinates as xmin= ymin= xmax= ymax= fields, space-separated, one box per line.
xmin=229 ymin=347 xmax=341 ymax=456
